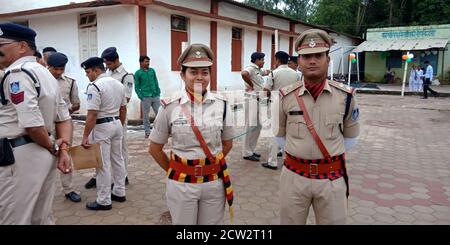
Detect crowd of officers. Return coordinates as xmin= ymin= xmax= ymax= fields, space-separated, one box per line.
xmin=0 ymin=23 xmax=360 ymax=225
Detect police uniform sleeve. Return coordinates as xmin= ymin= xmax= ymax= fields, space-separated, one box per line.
xmin=263 ymin=71 xmax=274 ymax=90
xmin=56 ymin=88 xmax=71 ymax=122
xmin=86 ymin=84 xmax=101 ymax=111
xmin=221 ymin=100 xmax=234 ymax=141
xmin=149 ymin=105 xmax=170 ymax=144
xmin=7 ymin=72 xmax=45 ymax=128
xmin=70 ymin=80 xmax=80 ymax=105
xmin=124 ymin=74 xmax=134 ymax=99
xmin=343 ymin=94 xmax=360 ymax=138
xmin=121 ymin=84 xmax=127 ymax=107
xmin=244 ymin=66 xmax=254 ymax=77
xmin=273 ymin=92 xmax=286 ymax=137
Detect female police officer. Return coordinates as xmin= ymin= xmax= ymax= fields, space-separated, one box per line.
xmin=148 ymin=43 xmax=234 ymax=225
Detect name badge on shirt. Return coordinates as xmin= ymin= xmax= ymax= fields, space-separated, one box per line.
xmin=289 ymin=111 xmax=303 ymax=115
xmin=173 ymin=117 xmax=188 ymax=125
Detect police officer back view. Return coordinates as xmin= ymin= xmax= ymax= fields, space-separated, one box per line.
xmin=0 ymin=23 xmax=73 ymax=224
xmin=262 ymin=51 xmax=300 ymax=170
xmin=81 ymin=57 xmax=127 ymax=210
xmin=275 ymin=29 xmax=360 ymax=225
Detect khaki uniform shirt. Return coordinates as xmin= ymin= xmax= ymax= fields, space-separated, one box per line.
xmin=0 ymin=56 xmax=71 ymax=139
xmin=86 ymin=73 xmax=127 ymax=118
xmin=244 ymin=62 xmax=265 ymax=91
xmin=275 ymin=79 xmax=360 ymax=159
xmin=57 ymin=74 xmax=80 ymax=109
xmin=108 ymin=64 xmax=133 ymax=100
xmin=150 ymin=91 xmax=234 ymax=159
xmin=265 ymin=64 xmax=300 ymax=91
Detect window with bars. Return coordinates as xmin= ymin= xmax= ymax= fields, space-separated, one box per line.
xmin=231 ymin=27 xmax=243 ymax=71
xmin=171 ymin=15 xmax=189 ymax=71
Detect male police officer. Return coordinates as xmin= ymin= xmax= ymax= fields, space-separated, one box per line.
xmin=288 ymin=55 xmax=302 ymax=78
xmin=81 ymin=57 xmax=127 ymax=210
xmin=101 ymin=47 xmax=132 ymax=185
xmin=241 ymin=52 xmax=267 ymax=162
xmin=42 ymin=47 xmax=56 ymax=66
xmin=47 ymin=52 xmax=82 ymax=202
xmin=0 ymin=23 xmax=72 ymax=224
xmin=275 ymin=29 xmax=360 ymax=225
xmin=262 ymin=51 xmax=300 ymax=170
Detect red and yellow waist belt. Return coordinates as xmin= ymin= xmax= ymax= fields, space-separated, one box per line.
xmin=168 ymin=152 xmax=234 ymax=207
xmin=284 ymin=152 xmax=350 ymax=197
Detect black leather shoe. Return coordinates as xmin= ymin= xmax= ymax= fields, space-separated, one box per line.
xmin=85 ymin=178 xmax=96 ymax=189
xmin=125 ymin=176 xmax=129 ymax=185
xmin=261 ymin=162 xmax=278 ymax=170
xmin=243 ymin=155 xmax=260 ymax=162
xmin=277 ymin=152 xmax=283 ymax=157
xmin=86 ymin=201 xmax=112 ymax=211
xmin=65 ymin=191 xmax=81 ymax=203
xmin=111 ymin=193 xmax=126 ymax=202
xmin=253 ymin=153 xmax=261 ymax=158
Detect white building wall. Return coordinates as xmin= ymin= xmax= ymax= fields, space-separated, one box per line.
xmin=329 ymin=33 xmax=356 ymax=76
xmin=264 ymin=15 xmax=289 ymax=31
xmin=261 ymin=32 xmax=273 ymax=69
xmin=159 ymin=0 xmax=210 ymax=13
xmin=146 ymin=8 xmax=182 ymax=98
xmin=28 ymin=13 xmax=88 ymax=110
xmin=279 ymin=35 xmax=290 ymax=53
xmin=295 ymin=23 xmax=311 ymax=34
xmin=218 ymin=2 xmax=257 ymax=24
xmin=189 ymin=18 xmax=210 ymax=46
xmin=97 ymin=6 xmax=140 ymax=119
xmin=0 ymin=0 xmax=91 ymax=14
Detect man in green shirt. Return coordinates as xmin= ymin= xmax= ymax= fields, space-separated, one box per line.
xmin=135 ymin=55 xmax=161 ymax=138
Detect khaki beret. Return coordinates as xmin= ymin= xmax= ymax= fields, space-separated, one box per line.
xmin=177 ymin=43 xmax=214 ymax=67
xmin=294 ymin=29 xmax=334 ymax=55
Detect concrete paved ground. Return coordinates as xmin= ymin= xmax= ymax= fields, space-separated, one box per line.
xmin=53 ymin=93 xmax=450 ymax=225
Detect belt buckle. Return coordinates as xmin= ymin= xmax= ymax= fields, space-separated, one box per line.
xmin=309 ymin=163 xmax=319 ymax=176
xmin=194 ymin=165 xmax=203 ymax=178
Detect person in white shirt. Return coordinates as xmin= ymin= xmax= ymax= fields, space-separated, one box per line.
xmin=422 ymin=61 xmax=438 ymax=99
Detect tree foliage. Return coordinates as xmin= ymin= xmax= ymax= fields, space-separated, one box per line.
xmin=240 ymin=0 xmax=450 ymax=36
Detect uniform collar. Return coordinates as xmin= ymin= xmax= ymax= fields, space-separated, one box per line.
xmin=111 ymin=64 xmax=125 ymax=74
xmin=297 ymin=78 xmax=332 ymax=96
xmin=277 ymin=64 xmax=289 ymax=69
xmin=249 ymin=62 xmax=261 ymax=70
xmin=94 ymin=73 xmax=110 ymax=82
xmin=180 ymin=90 xmax=214 ymax=105
xmin=7 ymin=56 xmax=37 ymax=70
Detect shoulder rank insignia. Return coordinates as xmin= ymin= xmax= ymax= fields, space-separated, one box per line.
xmin=279 ymin=81 xmax=302 ymax=97
xmin=161 ymin=94 xmax=182 ymax=108
xmin=328 ymin=80 xmax=355 ymax=94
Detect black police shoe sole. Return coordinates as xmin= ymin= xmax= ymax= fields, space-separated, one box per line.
xmin=65 ymin=192 xmax=81 ymax=203
xmin=253 ymin=153 xmax=261 ymax=158
xmin=86 ymin=202 xmax=112 ymax=211
xmin=111 ymin=194 xmax=126 ymax=203
xmin=243 ymin=155 xmax=260 ymax=162
xmin=85 ymin=178 xmax=96 ymax=189
xmin=261 ymin=163 xmax=278 ymax=170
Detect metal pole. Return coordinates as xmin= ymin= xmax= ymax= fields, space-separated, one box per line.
xmin=348 ymin=55 xmax=352 ymax=86
xmin=341 ymin=48 xmax=344 ymax=75
xmin=401 ymin=51 xmax=409 ymax=97
xmin=330 ymin=59 xmax=334 ymax=81
xmin=356 ymin=52 xmax=360 ymax=82
xmin=275 ymin=29 xmax=279 ymax=52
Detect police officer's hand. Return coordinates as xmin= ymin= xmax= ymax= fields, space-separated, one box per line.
xmin=81 ymin=137 xmax=91 ymax=148
xmin=57 ymin=150 xmax=72 ymax=174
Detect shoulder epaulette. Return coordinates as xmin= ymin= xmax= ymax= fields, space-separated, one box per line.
xmin=160 ymin=94 xmax=182 ymax=108
xmin=62 ymin=74 xmax=75 ymax=82
xmin=210 ymin=91 xmax=227 ymax=101
xmin=279 ymin=81 xmax=302 ymax=97
xmin=328 ymin=80 xmax=355 ymax=94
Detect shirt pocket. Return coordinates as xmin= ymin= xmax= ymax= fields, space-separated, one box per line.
xmin=171 ymin=124 xmax=190 ymax=148
xmin=286 ymin=115 xmax=307 ymax=139
xmin=325 ymin=113 xmax=344 ymax=140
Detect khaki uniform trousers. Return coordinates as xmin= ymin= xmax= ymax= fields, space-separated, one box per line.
xmin=267 ymin=137 xmax=284 ymax=168
xmin=90 ymin=120 xmax=126 ymax=205
xmin=122 ymin=119 xmax=128 ymax=175
xmin=279 ymin=166 xmax=347 ymax=225
xmin=0 ymin=164 xmax=16 ymax=224
xmin=242 ymin=94 xmax=262 ymax=157
xmin=166 ymin=178 xmax=225 ymax=225
xmin=13 ymin=143 xmax=57 ymax=224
